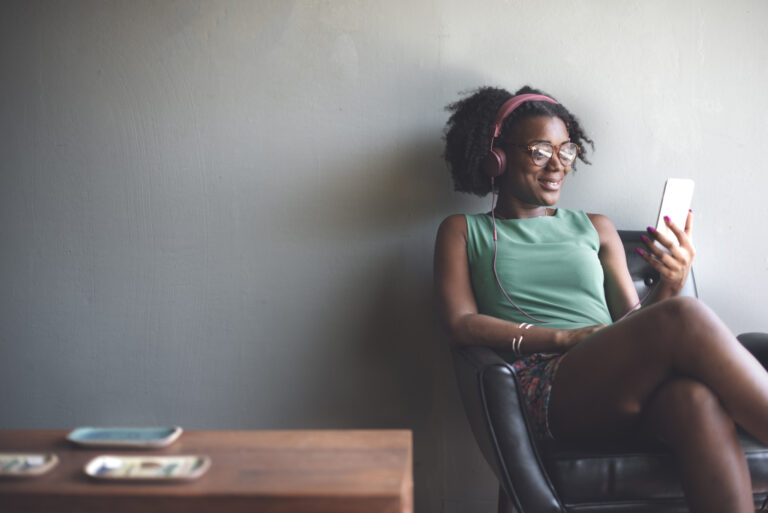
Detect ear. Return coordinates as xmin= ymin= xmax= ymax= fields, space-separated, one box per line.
xmin=482 ymin=147 xmax=507 ymax=178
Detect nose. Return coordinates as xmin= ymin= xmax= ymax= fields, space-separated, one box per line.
xmin=546 ymin=151 xmax=567 ymax=172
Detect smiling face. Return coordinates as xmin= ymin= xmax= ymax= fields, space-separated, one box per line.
xmin=499 ymin=115 xmax=573 ymax=209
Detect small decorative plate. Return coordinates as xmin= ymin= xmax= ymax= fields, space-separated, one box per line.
xmin=84 ymin=454 xmax=211 ymax=482
xmin=0 ymin=453 xmax=58 ymax=478
xmin=67 ymin=426 xmax=183 ymax=448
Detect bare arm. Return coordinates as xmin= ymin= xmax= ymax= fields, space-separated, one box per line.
xmin=433 ymin=214 xmax=603 ymax=353
xmin=588 ymin=213 xmax=641 ymax=320
xmin=588 ymin=211 xmax=696 ymax=322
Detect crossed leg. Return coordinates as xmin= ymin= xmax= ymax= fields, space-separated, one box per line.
xmin=548 ymin=296 xmax=767 ymax=513
xmin=642 ymin=378 xmax=753 ymax=512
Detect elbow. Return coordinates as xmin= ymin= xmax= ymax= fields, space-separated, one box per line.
xmin=443 ymin=313 xmax=476 ymax=348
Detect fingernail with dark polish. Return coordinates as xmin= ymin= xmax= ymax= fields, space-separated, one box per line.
xmin=636 ymin=248 xmax=645 ymax=256
xmin=664 ymin=215 xmax=671 ymax=223
xmin=646 ymin=226 xmax=655 ymax=233
xmin=640 ymin=234 xmax=649 ymax=243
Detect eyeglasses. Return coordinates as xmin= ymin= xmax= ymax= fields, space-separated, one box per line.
xmin=508 ymin=141 xmax=580 ymax=167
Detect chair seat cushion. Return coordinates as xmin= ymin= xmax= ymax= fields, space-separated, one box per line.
xmin=541 ymin=431 xmax=768 ymax=507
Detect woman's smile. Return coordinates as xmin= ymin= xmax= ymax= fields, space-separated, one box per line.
xmin=538 ymin=177 xmax=563 ymax=191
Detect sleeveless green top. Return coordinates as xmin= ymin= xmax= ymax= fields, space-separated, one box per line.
xmin=465 ymin=209 xmax=613 ymax=329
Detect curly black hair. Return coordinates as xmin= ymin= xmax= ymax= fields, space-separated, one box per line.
xmin=443 ymin=85 xmax=594 ymax=196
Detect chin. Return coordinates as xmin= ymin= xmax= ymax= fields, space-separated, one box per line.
xmin=540 ymin=194 xmax=560 ymax=206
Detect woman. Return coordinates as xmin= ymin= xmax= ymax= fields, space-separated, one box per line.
xmin=434 ymin=85 xmax=768 ymax=513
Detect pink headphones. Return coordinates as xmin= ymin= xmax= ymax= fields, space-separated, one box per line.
xmin=481 ymin=93 xmax=559 ymax=178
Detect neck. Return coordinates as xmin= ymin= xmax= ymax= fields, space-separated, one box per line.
xmin=493 ymin=200 xmax=551 ymax=220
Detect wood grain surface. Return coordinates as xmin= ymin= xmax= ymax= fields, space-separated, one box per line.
xmin=0 ymin=429 xmax=413 ymax=513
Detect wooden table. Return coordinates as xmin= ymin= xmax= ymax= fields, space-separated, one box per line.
xmin=0 ymin=429 xmax=413 ymax=513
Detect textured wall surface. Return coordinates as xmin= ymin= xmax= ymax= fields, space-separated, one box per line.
xmin=1 ymin=1 xmax=767 ymax=511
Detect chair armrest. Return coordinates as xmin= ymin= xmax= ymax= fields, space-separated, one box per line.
xmin=452 ymin=345 xmax=564 ymax=513
xmin=738 ymin=332 xmax=768 ymax=370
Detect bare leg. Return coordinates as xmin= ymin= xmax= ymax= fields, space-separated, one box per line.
xmin=548 ymin=297 xmax=767 ymax=511
xmin=642 ymin=378 xmax=753 ymax=513
xmin=549 ymin=296 xmax=768 ymax=444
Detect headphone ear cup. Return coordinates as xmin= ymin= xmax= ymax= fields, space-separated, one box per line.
xmin=482 ymin=148 xmax=507 ymax=178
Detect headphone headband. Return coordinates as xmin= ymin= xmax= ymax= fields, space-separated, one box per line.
xmin=482 ymin=93 xmax=560 ymax=179
xmin=490 ymin=94 xmax=559 ymax=138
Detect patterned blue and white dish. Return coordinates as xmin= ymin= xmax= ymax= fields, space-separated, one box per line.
xmin=84 ymin=454 xmax=210 ymax=481
xmin=0 ymin=453 xmax=58 ymax=477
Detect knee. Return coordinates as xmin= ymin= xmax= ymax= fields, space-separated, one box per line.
xmin=660 ymin=378 xmax=720 ymax=418
xmin=648 ymin=378 xmax=734 ymax=442
xmin=632 ymin=297 xmax=706 ymax=356
xmin=657 ymin=296 xmax=706 ymax=326
xmin=653 ymin=296 xmax=724 ymax=345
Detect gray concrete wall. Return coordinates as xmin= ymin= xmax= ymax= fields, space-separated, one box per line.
xmin=1 ymin=1 xmax=766 ymax=511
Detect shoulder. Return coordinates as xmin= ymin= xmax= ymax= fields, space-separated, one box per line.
xmin=586 ymin=213 xmax=623 ymax=251
xmin=436 ymin=214 xmax=469 ymax=241
xmin=586 ymin=212 xmax=616 ymax=233
xmin=434 ymin=215 xmax=471 ymax=271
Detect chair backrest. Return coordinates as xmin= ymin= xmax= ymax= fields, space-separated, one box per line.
xmin=618 ymin=230 xmax=697 ymax=299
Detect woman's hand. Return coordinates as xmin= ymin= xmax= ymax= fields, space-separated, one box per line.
xmin=557 ymin=324 xmax=608 ymax=351
xmin=638 ymin=210 xmax=696 ymax=296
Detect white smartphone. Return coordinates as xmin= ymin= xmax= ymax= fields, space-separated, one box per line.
xmin=655 ymin=178 xmax=694 ymax=244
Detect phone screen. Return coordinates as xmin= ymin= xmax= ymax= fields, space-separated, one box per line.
xmin=655 ymin=178 xmax=694 ymax=244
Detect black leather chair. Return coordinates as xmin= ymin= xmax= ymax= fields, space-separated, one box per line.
xmin=452 ymin=230 xmax=768 ymax=513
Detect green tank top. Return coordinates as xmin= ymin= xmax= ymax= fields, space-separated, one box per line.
xmin=465 ymin=209 xmax=613 ymax=329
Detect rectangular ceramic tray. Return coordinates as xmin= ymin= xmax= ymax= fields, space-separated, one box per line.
xmin=0 ymin=453 xmax=58 ymax=478
xmin=67 ymin=426 xmax=182 ymax=448
xmin=84 ymin=454 xmax=210 ymax=482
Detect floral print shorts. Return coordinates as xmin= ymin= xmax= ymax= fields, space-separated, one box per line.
xmin=511 ymin=352 xmax=566 ymax=440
